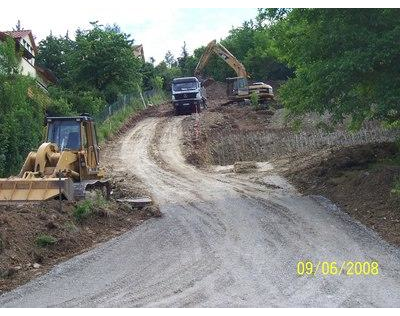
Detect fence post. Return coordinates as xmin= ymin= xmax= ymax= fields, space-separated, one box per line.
xmin=137 ymin=84 xmax=147 ymax=109
xmin=108 ymin=105 xmax=112 ymax=132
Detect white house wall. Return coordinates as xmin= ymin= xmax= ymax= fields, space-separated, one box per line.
xmin=19 ymin=57 xmax=36 ymax=78
xmin=18 ymin=34 xmax=36 ymax=78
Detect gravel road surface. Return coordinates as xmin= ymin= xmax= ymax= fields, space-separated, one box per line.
xmin=1 ymin=116 xmax=400 ymax=307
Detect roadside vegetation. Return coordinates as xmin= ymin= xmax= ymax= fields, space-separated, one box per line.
xmin=35 ymin=234 xmax=57 ymax=248
xmin=0 ymin=23 xmax=167 ymax=177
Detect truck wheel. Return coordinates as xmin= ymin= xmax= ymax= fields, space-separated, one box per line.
xmin=175 ymin=107 xmax=180 ymax=116
xmin=196 ymin=104 xmax=201 ymax=114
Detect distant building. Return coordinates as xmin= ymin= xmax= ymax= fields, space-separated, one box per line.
xmin=132 ymin=44 xmax=144 ymax=60
xmin=0 ymin=29 xmax=57 ymax=91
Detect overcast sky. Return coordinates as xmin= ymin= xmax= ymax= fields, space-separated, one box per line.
xmin=0 ymin=4 xmax=257 ymax=63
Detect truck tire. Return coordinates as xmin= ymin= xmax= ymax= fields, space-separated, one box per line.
xmin=195 ymin=103 xmax=201 ymax=114
xmin=174 ymin=107 xmax=180 ymax=116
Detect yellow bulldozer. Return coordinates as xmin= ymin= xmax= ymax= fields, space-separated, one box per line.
xmin=0 ymin=114 xmax=110 ymax=202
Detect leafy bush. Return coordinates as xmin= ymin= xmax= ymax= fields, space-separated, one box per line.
xmin=0 ymin=38 xmax=46 ymax=177
xmin=36 ymin=234 xmax=57 ymax=247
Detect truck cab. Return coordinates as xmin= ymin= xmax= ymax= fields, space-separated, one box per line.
xmin=171 ymin=77 xmax=206 ymax=115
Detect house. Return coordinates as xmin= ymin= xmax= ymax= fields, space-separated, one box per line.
xmin=132 ymin=44 xmax=145 ymax=60
xmin=0 ymin=29 xmax=57 ymax=91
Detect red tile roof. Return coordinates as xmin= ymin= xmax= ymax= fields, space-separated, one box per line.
xmin=2 ymin=30 xmax=37 ymax=53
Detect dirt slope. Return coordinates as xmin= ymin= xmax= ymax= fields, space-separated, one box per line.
xmin=182 ymin=81 xmax=400 ymax=248
xmin=1 ymin=117 xmax=400 ymax=307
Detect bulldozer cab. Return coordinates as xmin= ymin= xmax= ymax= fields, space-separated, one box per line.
xmin=46 ymin=115 xmax=100 ymax=169
xmin=226 ymin=77 xmax=249 ymax=99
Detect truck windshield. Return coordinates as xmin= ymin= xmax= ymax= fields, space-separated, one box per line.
xmin=47 ymin=120 xmax=81 ymax=151
xmin=173 ymin=81 xmax=198 ymax=91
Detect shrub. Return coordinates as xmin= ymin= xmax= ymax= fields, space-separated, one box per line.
xmin=250 ymin=92 xmax=260 ymax=110
xmin=73 ymin=200 xmax=94 ymax=222
xmin=36 ymin=234 xmax=57 ymax=247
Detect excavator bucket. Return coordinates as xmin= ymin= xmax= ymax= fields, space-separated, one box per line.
xmin=0 ymin=178 xmax=74 ymax=202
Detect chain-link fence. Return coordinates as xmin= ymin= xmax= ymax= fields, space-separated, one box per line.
xmin=94 ymin=88 xmax=168 ymax=124
xmin=95 ymin=91 xmax=147 ymax=123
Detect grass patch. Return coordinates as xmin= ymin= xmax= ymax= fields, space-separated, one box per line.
xmin=73 ymin=200 xmax=94 ymax=222
xmin=146 ymin=91 xmax=168 ymax=105
xmin=392 ymin=177 xmax=400 ymax=196
xmin=36 ymin=234 xmax=57 ymax=247
xmin=97 ymin=92 xmax=168 ymax=144
xmin=65 ymin=221 xmax=79 ymax=233
xmin=73 ymin=191 xmax=111 ymax=222
xmin=97 ymin=101 xmax=142 ymax=143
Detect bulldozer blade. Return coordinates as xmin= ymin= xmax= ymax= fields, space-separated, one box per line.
xmin=0 ymin=178 xmax=74 ymax=202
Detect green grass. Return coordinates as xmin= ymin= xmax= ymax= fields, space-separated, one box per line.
xmin=73 ymin=191 xmax=111 ymax=222
xmin=147 ymin=91 xmax=168 ymax=105
xmin=64 ymin=221 xmax=79 ymax=233
xmin=97 ymin=92 xmax=168 ymax=144
xmin=97 ymin=101 xmax=142 ymax=143
xmin=73 ymin=200 xmax=94 ymax=222
xmin=35 ymin=234 xmax=57 ymax=247
xmin=392 ymin=177 xmax=400 ymax=196
xmin=250 ymin=92 xmax=260 ymax=110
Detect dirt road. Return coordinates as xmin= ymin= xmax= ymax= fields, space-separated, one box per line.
xmin=1 ymin=116 xmax=400 ymax=307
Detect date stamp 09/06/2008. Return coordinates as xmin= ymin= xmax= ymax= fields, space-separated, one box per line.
xmin=296 ymin=261 xmax=379 ymax=276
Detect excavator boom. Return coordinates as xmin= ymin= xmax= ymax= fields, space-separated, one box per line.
xmin=194 ymin=40 xmax=247 ymax=78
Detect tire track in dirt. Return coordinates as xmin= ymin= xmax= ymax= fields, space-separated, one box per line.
xmin=1 ymin=116 xmax=400 ymax=307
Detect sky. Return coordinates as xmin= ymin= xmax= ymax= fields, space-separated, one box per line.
xmin=0 ymin=3 xmax=257 ymax=63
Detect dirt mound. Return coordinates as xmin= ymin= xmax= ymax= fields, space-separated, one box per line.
xmin=279 ymin=143 xmax=400 ymax=246
xmin=0 ymin=178 xmax=157 ymax=292
xmin=204 ymin=81 xmax=228 ymax=107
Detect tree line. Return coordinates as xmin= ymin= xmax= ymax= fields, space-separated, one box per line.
xmin=155 ymin=8 xmax=399 ymax=131
xmin=1 ymin=9 xmax=399 ymax=176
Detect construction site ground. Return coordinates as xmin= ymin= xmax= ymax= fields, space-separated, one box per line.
xmin=0 ymin=82 xmax=400 ymax=307
xmin=182 ymin=81 xmax=400 ymax=246
xmin=0 ymin=107 xmax=163 ymax=293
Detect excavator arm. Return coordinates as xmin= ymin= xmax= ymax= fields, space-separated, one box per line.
xmin=194 ymin=40 xmax=248 ymax=78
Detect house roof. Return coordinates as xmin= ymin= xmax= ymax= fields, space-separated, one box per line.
xmin=132 ymin=44 xmax=144 ymax=60
xmin=35 ymin=66 xmax=58 ymax=84
xmin=2 ymin=30 xmax=37 ymax=53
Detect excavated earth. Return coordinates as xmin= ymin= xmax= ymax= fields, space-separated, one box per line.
xmin=0 ymin=82 xmax=399 ymax=307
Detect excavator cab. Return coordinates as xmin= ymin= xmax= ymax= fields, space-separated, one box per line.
xmin=226 ymin=77 xmax=249 ymax=99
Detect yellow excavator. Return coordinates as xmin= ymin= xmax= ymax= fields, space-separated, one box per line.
xmin=194 ymin=39 xmax=274 ymax=103
xmin=0 ymin=114 xmax=110 ymax=202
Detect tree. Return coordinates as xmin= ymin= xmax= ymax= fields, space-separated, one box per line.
xmin=164 ymin=50 xmax=176 ymax=68
xmin=271 ymin=9 xmax=400 ymax=128
xmin=70 ymin=24 xmax=142 ymax=103
xmin=37 ymin=23 xmax=143 ymax=113
xmin=36 ymin=34 xmax=74 ymax=84
xmin=0 ymin=38 xmax=45 ymax=176
xmin=0 ymin=37 xmax=20 ymax=75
